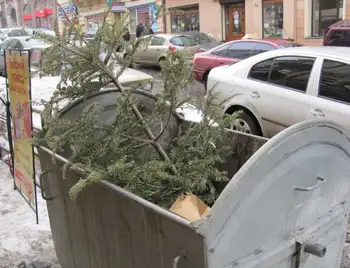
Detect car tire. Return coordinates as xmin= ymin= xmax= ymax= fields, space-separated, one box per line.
xmin=158 ymin=57 xmax=166 ymax=69
xmin=230 ymin=110 xmax=260 ymax=136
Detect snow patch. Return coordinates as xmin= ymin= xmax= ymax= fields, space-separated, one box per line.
xmin=0 ymin=161 xmax=60 ymax=267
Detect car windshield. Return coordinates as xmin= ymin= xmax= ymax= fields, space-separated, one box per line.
xmin=0 ymin=39 xmax=12 ymax=49
xmin=171 ymin=36 xmax=197 ymax=46
xmin=9 ymin=28 xmax=29 ymax=37
xmin=198 ymin=32 xmax=216 ymax=42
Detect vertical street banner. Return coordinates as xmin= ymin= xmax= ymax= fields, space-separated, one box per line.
xmin=5 ymin=50 xmax=37 ymax=212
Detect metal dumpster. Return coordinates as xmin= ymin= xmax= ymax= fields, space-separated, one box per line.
xmin=38 ymin=92 xmax=350 ymax=267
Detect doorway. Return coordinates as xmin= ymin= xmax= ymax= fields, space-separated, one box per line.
xmin=225 ymin=3 xmax=245 ymax=41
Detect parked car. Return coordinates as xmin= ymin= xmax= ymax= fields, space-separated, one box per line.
xmin=193 ymin=39 xmax=300 ymax=88
xmin=0 ymin=38 xmax=28 ymax=76
xmin=181 ymin=31 xmax=222 ymax=52
xmin=323 ymin=20 xmax=350 ymax=47
xmin=28 ymin=43 xmax=154 ymax=92
xmin=0 ymin=28 xmax=10 ymax=41
xmin=130 ymin=33 xmax=199 ymax=67
xmin=207 ymin=46 xmax=350 ymax=137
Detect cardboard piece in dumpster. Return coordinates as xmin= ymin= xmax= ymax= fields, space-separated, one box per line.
xmin=170 ymin=193 xmax=211 ymax=222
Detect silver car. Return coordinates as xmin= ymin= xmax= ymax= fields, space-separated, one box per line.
xmin=207 ymin=46 xmax=350 ymax=137
xmin=0 ymin=37 xmax=46 ymax=76
xmin=129 ymin=33 xmax=199 ymax=66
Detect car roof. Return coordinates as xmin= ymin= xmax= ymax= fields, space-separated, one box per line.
xmin=262 ymin=46 xmax=350 ymax=58
xmin=154 ymin=33 xmax=193 ymax=39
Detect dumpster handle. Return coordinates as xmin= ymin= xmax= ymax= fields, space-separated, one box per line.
xmin=173 ymin=255 xmax=182 ymax=268
xmin=39 ymin=169 xmax=55 ymax=201
xmin=294 ymin=176 xmax=325 ymax=192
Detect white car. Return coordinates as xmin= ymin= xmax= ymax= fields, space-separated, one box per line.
xmin=207 ymin=46 xmax=350 ymax=137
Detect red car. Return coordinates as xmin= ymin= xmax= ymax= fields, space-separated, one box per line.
xmin=193 ymin=39 xmax=301 ymax=88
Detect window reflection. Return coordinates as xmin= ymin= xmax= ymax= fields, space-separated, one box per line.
xmin=171 ymin=8 xmax=199 ymax=32
xmin=263 ymin=1 xmax=283 ymax=38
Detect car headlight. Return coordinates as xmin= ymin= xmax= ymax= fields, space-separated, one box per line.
xmin=140 ymin=81 xmax=153 ymax=91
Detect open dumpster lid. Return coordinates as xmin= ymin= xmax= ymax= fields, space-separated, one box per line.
xmin=199 ymin=120 xmax=350 ymax=268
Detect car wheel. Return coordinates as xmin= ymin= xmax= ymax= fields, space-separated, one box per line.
xmin=230 ymin=110 xmax=260 ymax=136
xmin=158 ymin=57 xmax=166 ymax=69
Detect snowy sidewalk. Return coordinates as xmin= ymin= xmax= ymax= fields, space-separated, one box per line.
xmin=0 ymin=161 xmax=61 ymax=268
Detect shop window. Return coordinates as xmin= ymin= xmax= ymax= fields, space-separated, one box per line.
xmin=128 ymin=6 xmax=151 ymax=34
xmin=312 ymin=0 xmax=343 ymax=37
xmin=170 ymin=6 xmax=199 ymax=33
xmin=263 ymin=0 xmax=283 ymax=38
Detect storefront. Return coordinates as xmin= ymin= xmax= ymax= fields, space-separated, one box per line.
xmin=57 ymin=3 xmax=79 ymax=33
xmin=23 ymin=4 xmax=32 ymax=27
xmin=221 ymin=1 xmax=246 ymax=41
xmin=23 ymin=14 xmax=33 ymax=27
xmin=262 ymin=0 xmax=283 ymax=38
xmin=86 ymin=13 xmax=105 ymax=35
xmin=34 ymin=8 xmax=53 ymax=28
xmin=165 ymin=0 xmax=222 ymax=40
xmin=57 ymin=4 xmax=78 ymax=19
xmin=111 ymin=2 xmax=126 ymax=27
xmin=170 ymin=5 xmax=200 ymax=32
xmin=126 ymin=0 xmax=162 ymax=34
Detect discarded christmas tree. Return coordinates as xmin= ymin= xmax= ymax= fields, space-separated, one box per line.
xmin=34 ymin=7 xmax=237 ymax=208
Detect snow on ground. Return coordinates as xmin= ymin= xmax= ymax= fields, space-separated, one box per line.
xmin=0 ymin=161 xmax=60 ymax=268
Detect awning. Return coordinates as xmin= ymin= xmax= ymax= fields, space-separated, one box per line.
xmin=23 ymin=14 xmax=32 ymax=21
xmin=35 ymin=8 xmax=53 ymax=17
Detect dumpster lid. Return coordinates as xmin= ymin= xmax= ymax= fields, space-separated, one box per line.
xmin=200 ymin=121 xmax=350 ymax=267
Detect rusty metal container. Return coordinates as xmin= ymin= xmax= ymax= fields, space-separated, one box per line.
xmin=37 ymin=90 xmax=350 ymax=267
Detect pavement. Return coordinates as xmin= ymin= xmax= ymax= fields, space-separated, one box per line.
xmin=134 ymin=64 xmax=206 ymax=107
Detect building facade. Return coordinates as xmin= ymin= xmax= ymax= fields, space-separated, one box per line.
xmin=0 ymin=0 xmax=56 ymax=28
xmin=56 ymin=0 xmax=164 ymax=36
xmin=165 ymin=0 xmax=350 ymax=45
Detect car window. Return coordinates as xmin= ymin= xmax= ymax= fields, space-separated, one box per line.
xmin=226 ymin=42 xmax=255 ymax=59
xmin=252 ymin=43 xmax=275 ymax=56
xmin=249 ymin=59 xmax=274 ymax=81
xmin=196 ymin=33 xmax=215 ymax=43
xmin=211 ymin=43 xmax=231 ymax=57
xmin=9 ymin=28 xmax=28 ymax=37
xmin=0 ymin=39 xmax=23 ymax=49
xmin=170 ymin=36 xmax=197 ymax=47
xmin=319 ymin=59 xmax=350 ymax=104
xmin=269 ymin=56 xmax=315 ymax=92
xmin=0 ymin=39 xmax=12 ymax=49
xmin=150 ymin=36 xmax=165 ymax=46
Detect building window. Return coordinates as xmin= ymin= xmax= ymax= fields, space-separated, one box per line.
xmin=312 ymin=0 xmax=343 ymax=37
xmin=128 ymin=4 xmax=158 ymax=34
xmin=170 ymin=5 xmax=199 ymax=32
xmin=263 ymin=0 xmax=283 ymax=38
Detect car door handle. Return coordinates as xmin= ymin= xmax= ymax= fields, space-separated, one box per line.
xmin=249 ymin=91 xmax=260 ymax=98
xmin=156 ymin=49 xmax=160 ymax=51
xmin=219 ymin=61 xmax=224 ymax=64
xmin=310 ymin=108 xmax=325 ymax=117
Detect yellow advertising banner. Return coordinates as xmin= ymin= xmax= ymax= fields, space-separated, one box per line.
xmin=5 ymin=50 xmax=36 ymax=208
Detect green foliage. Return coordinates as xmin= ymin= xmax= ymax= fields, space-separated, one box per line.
xmin=34 ymin=7 xmax=237 ymax=208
